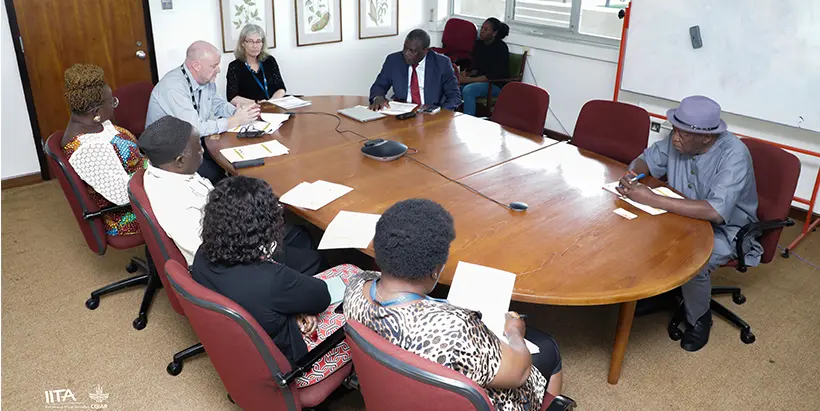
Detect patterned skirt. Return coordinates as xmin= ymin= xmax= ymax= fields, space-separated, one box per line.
xmin=294 ymin=264 xmax=361 ymax=387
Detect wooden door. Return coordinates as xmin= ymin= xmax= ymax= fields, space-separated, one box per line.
xmin=12 ymin=0 xmax=154 ymax=140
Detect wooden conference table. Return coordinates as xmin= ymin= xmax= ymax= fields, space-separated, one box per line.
xmin=205 ymin=96 xmax=713 ymax=384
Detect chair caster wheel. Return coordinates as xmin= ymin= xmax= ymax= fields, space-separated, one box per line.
xmin=85 ymin=297 xmax=100 ymax=310
xmin=781 ymin=249 xmax=790 ymax=258
xmin=126 ymin=261 xmax=139 ymax=273
xmin=133 ymin=316 xmax=147 ymax=330
xmin=668 ymin=326 xmax=683 ymax=341
xmin=741 ymin=330 xmax=756 ymax=344
xmin=732 ymin=293 xmax=746 ymax=304
xmin=167 ymin=361 xmax=183 ymax=376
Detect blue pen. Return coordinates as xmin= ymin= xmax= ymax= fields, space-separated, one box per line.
xmin=629 ymin=173 xmax=645 ymax=183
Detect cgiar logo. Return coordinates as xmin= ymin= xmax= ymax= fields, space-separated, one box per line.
xmin=88 ymin=385 xmax=110 ymax=408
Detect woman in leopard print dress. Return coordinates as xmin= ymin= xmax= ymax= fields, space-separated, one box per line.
xmin=344 ymin=199 xmax=564 ymax=411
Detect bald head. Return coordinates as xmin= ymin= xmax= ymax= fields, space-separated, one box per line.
xmin=185 ymin=41 xmax=221 ymax=85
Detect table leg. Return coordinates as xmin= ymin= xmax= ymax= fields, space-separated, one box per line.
xmin=608 ymin=300 xmax=637 ymax=384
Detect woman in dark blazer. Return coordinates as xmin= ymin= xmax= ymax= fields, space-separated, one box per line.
xmin=226 ymin=24 xmax=286 ymax=105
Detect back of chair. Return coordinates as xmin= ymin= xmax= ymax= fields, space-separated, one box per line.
xmin=129 ymin=169 xmax=186 ymax=315
xmin=440 ymin=18 xmax=477 ymax=61
xmin=491 ymin=83 xmax=549 ymax=135
xmin=742 ymin=138 xmax=801 ymax=264
xmin=345 ymin=320 xmax=494 ymax=411
xmin=44 ymin=131 xmax=108 ymax=255
xmin=113 ymin=82 xmax=153 ymax=138
xmin=572 ymin=100 xmax=650 ymax=165
xmin=165 ymin=260 xmax=301 ymax=411
xmin=509 ymin=51 xmax=528 ymax=81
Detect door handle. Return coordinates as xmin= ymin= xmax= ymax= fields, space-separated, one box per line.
xmin=136 ymin=50 xmax=147 ymax=60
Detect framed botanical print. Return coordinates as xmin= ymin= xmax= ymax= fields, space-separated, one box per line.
xmin=294 ymin=0 xmax=343 ymax=47
xmin=219 ymin=0 xmax=277 ymax=52
xmin=359 ymin=0 xmax=399 ymax=39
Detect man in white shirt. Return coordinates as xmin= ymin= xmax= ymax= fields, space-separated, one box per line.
xmin=138 ymin=116 xmax=322 ymax=274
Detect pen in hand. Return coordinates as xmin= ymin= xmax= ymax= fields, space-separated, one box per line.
xmin=629 ymin=173 xmax=645 ymax=184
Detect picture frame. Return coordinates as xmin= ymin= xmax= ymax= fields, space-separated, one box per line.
xmin=219 ymin=0 xmax=277 ymax=52
xmin=359 ymin=0 xmax=399 ymax=39
xmin=294 ymin=0 xmax=343 ymax=47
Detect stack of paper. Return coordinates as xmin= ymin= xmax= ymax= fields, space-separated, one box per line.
xmin=220 ymin=140 xmax=289 ymax=163
xmin=446 ymin=262 xmax=540 ymax=354
xmin=268 ymin=96 xmax=311 ymax=109
xmin=602 ymin=182 xmax=683 ymax=215
xmin=318 ymin=211 xmax=382 ymax=250
xmin=378 ymin=101 xmax=417 ymax=116
xmin=279 ymin=180 xmax=353 ymax=211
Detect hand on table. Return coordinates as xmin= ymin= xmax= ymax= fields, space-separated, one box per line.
xmin=233 ymin=103 xmax=262 ymax=125
xmin=369 ymin=96 xmax=390 ymax=111
xmin=616 ymin=171 xmax=655 ymax=203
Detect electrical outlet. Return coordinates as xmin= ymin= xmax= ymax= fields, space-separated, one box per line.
xmin=522 ymin=46 xmax=534 ymax=56
xmin=650 ymin=121 xmax=661 ymax=132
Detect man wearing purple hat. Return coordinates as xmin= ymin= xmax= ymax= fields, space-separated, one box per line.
xmin=617 ymin=95 xmax=762 ymax=352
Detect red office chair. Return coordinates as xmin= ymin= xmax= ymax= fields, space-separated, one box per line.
xmin=113 ymin=82 xmax=153 ymax=138
xmin=430 ymin=18 xmax=477 ymax=64
xmin=668 ymin=138 xmax=801 ymax=344
xmin=44 ymin=131 xmax=160 ymax=330
xmin=128 ymin=169 xmax=205 ymax=375
xmin=345 ymin=320 xmax=576 ymax=411
xmin=164 ymin=260 xmax=353 ymax=410
xmin=571 ymin=100 xmax=650 ymax=165
xmin=490 ymin=82 xmax=550 ymax=135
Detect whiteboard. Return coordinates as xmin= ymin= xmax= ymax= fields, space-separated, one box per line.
xmin=621 ymin=0 xmax=820 ymax=132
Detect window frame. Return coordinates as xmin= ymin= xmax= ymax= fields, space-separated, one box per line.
xmin=450 ymin=0 xmax=623 ymax=48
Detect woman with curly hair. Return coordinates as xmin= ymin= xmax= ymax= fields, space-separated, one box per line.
xmin=192 ymin=176 xmax=357 ymax=387
xmin=344 ymin=199 xmax=564 ymax=410
xmin=62 ymin=63 xmax=145 ymax=236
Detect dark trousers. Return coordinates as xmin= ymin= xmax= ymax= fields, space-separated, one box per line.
xmin=273 ymin=225 xmax=323 ymax=276
xmin=197 ymin=141 xmax=226 ymax=185
xmin=526 ymin=326 xmax=562 ymax=378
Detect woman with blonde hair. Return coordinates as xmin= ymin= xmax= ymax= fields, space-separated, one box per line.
xmin=226 ymin=24 xmax=286 ymax=105
xmin=61 ymin=64 xmax=145 ymax=236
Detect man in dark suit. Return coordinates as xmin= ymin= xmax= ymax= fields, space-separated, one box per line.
xmin=369 ymin=29 xmax=461 ymax=111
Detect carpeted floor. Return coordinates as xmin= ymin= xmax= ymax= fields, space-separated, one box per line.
xmin=2 ymin=180 xmax=819 ymax=410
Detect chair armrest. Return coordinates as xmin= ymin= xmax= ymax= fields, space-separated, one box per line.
xmin=83 ymin=204 xmax=133 ymax=220
xmin=544 ymin=395 xmax=577 ymax=410
xmin=487 ymin=76 xmax=522 ymax=84
xmin=274 ymin=327 xmax=346 ymax=387
xmin=733 ymin=218 xmax=795 ymax=271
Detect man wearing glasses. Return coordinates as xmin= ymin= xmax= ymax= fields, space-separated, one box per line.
xmin=617 ymin=95 xmax=762 ymax=352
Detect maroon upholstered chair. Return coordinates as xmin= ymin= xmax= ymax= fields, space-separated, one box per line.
xmin=490 ymin=82 xmax=550 ymax=135
xmin=164 ymin=260 xmax=353 ymax=410
xmin=571 ymin=100 xmax=650 ymax=165
xmin=44 ymin=131 xmax=160 ymax=330
xmin=345 ymin=320 xmax=576 ymax=411
xmin=112 ymin=82 xmax=153 ymax=138
xmin=430 ymin=18 xmax=477 ymax=64
xmin=668 ymin=138 xmax=801 ymax=344
xmin=128 ymin=169 xmax=204 ymax=375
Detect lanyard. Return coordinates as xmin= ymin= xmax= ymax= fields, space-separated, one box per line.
xmin=180 ymin=65 xmax=201 ymax=114
xmin=244 ymin=61 xmax=268 ymax=99
xmin=370 ymin=279 xmax=448 ymax=307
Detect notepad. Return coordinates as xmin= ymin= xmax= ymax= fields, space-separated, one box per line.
xmin=268 ymin=96 xmax=311 ymax=109
xmin=279 ymin=180 xmax=353 ymax=211
xmin=318 ymin=211 xmax=381 ymax=250
xmin=602 ymin=181 xmax=684 ymax=215
xmin=220 ymin=140 xmax=289 ymax=163
xmin=378 ymin=101 xmax=417 ymax=116
xmin=446 ymin=262 xmax=539 ymax=354
xmin=322 ymin=276 xmax=347 ymax=305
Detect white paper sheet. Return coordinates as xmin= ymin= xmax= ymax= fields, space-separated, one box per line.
xmin=318 ymin=211 xmax=381 ymax=250
xmin=268 ymin=96 xmax=311 ymax=109
xmin=602 ymin=181 xmax=683 ymax=215
xmin=227 ymin=120 xmax=282 ymax=134
xmin=446 ymin=262 xmax=539 ymax=354
xmin=378 ymin=101 xmax=417 ymax=116
xmin=278 ymin=180 xmax=353 ymax=211
xmin=220 ymin=140 xmax=290 ymax=163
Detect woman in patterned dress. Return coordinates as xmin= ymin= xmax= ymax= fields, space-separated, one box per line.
xmin=344 ymin=199 xmax=564 ymax=411
xmin=61 ymin=64 xmax=145 ymax=236
xmin=191 ymin=176 xmax=354 ymax=387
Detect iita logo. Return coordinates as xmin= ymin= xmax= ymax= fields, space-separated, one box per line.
xmin=44 ymin=385 xmax=110 ymax=409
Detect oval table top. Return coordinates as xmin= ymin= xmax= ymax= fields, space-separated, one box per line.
xmin=205 ymin=96 xmax=714 ymax=307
